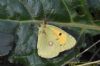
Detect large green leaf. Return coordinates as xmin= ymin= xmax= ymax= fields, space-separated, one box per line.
xmin=0 ymin=20 xmax=17 ymax=56
xmin=0 ymin=0 xmax=100 ymax=66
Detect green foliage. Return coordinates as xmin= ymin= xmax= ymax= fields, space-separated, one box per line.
xmin=0 ymin=0 xmax=100 ymax=66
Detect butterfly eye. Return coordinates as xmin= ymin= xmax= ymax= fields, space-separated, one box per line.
xmin=59 ymin=33 xmax=62 ymax=36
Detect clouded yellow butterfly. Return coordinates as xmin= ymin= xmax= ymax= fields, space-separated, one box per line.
xmin=37 ymin=24 xmax=76 ymax=59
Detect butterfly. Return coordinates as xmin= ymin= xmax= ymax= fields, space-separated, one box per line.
xmin=37 ymin=23 xmax=76 ymax=59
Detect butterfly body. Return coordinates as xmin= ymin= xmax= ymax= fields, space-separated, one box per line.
xmin=37 ymin=24 xmax=76 ymax=59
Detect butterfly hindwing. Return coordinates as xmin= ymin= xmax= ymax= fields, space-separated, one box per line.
xmin=37 ymin=24 xmax=60 ymax=58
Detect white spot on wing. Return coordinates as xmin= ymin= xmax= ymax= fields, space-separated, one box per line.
xmin=49 ymin=41 xmax=53 ymax=46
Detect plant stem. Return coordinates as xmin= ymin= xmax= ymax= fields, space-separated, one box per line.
xmin=0 ymin=19 xmax=100 ymax=31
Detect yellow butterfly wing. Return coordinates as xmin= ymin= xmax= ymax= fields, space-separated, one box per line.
xmin=37 ymin=24 xmax=60 ymax=58
xmin=47 ymin=25 xmax=76 ymax=52
xmin=37 ymin=24 xmax=76 ymax=59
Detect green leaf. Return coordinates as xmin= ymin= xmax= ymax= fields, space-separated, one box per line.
xmin=0 ymin=20 xmax=17 ymax=56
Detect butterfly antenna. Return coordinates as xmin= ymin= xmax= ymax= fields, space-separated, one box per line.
xmin=43 ymin=8 xmax=48 ymax=27
xmin=43 ymin=5 xmax=55 ymax=26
